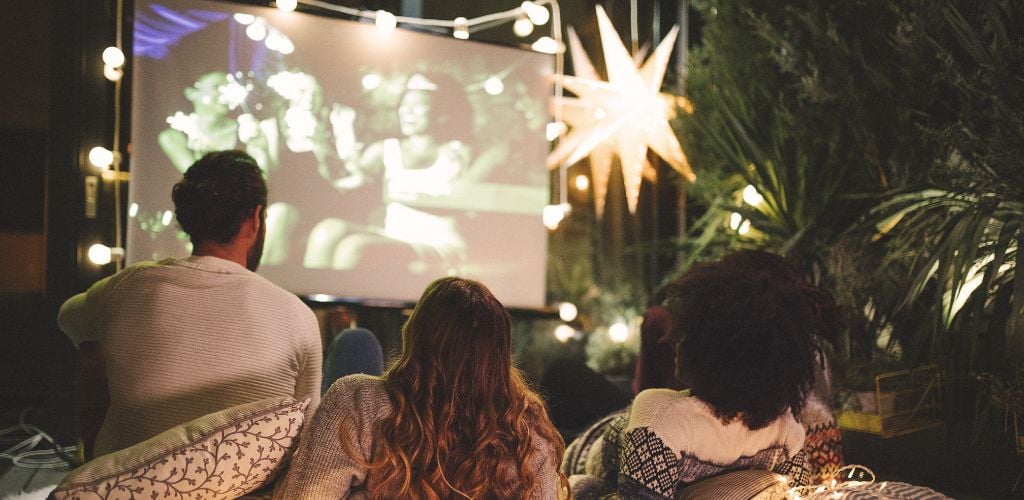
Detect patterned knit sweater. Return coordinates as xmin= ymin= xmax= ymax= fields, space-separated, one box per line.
xmin=273 ymin=375 xmax=563 ymax=499
xmin=565 ymin=389 xmax=807 ymax=499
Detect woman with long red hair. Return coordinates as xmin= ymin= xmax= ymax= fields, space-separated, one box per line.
xmin=274 ymin=276 xmax=566 ymax=499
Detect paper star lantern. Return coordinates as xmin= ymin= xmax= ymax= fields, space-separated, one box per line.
xmin=548 ymin=5 xmax=695 ymax=217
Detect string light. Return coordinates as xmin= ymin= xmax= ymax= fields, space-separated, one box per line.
xmin=542 ymin=203 xmax=571 ymax=230
xmin=574 ymin=174 xmax=589 ymax=191
xmin=786 ymin=464 xmax=878 ymax=499
xmin=453 ymin=16 xmax=469 ymax=39
xmin=101 ymin=47 xmax=125 ymax=68
xmin=513 ymin=15 xmax=534 ymax=37
xmin=742 ymin=184 xmax=764 ymax=206
xmin=521 ymin=1 xmax=550 ymax=25
xmin=531 ymin=36 xmax=560 ymax=54
xmin=558 ymin=302 xmax=578 ymax=322
xmin=87 ymin=244 xmax=124 ymax=266
xmin=483 ymin=76 xmax=504 ymax=95
xmin=375 ymin=10 xmax=397 ymax=33
xmin=554 ymin=324 xmax=576 ymax=343
xmin=88 ymin=147 xmax=115 ymax=169
xmin=275 ymin=0 xmax=297 ymax=12
xmin=608 ymin=322 xmax=629 ymax=343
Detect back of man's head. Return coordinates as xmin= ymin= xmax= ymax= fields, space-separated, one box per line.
xmin=171 ymin=150 xmax=267 ymax=245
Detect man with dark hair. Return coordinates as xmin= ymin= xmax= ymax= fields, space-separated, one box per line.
xmin=59 ymin=150 xmax=321 ymax=458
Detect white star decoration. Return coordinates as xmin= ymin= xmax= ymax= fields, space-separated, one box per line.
xmin=548 ymin=5 xmax=695 ymax=217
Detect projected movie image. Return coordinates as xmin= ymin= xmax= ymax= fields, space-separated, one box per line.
xmin=128 ymin=0 xmax=553 ymax=307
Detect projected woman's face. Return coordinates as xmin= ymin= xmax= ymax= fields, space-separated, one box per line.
xmin=398 ymin=90 xmax=434 ymax=137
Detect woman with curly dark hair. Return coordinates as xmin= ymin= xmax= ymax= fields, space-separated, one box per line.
xmin=566 ymin=252 xmax=819 ymax=499
xmin=274 ymin=276 xmax=566 ymax=499
xmin=612 ymin=253 xmax=817 ymax=497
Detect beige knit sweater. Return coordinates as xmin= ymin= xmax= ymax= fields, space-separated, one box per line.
xmin=58 ymin=256 xmax=322 ymax=457
xmin=274 ymin=375 xmax=562 ymax=499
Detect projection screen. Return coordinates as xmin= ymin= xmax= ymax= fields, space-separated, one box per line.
xmin=127 ymin=0 xmax=553 ymax=308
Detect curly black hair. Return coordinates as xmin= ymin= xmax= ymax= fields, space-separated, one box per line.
xmin=171 ymin=150 xmax=267 ymax=245
xmin=666 ymin=252 xmax=817 ymax=430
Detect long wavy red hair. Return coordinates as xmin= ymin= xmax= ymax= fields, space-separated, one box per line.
xmin=355 ymin=277 xmax=564 ymax=499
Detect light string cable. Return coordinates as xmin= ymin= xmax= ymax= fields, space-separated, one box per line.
xmin=786 ymin=464 xmax=878 ymax=499
xmin=113 ymin=0 xmax=125 ymax=272
xmin=0 ymin=412 xmax=79 ymax=469
xmin=548 ymin=0 xmax=566 ymax=208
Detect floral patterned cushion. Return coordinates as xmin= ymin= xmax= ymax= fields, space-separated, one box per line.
xmin=50 ymin=396 xmax=309 ymax=500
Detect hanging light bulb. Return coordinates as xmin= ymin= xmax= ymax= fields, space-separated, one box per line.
xmin=375 ymin=10 xmax=397 ymax=34
xmin=276 ymin=0 xmax=297 ymax=12
xmin=608 ymin=322 xmax=629 ymax=343
xmin=102 ymin=46 xmax=125 ymax=68
xmin=88 ymin=147 xmax=114 ymax=169
xmin=87 ymin=244 xmax=124 ymax=265
xmin=361 ymin=73 xmax=382 ymax=90
xmin=546 ymin=121 xmax=566 ymax=141
xmin=521 ymin=1 xmax=550 ymax=25
xmin=483 ymin=76 xmax=504 ymax=95
xmin=542 ymin=203 xmax=570 ymax=230
xmin=453 ymin=17 xmax=469 ymax=39
xmin=233 ymin=13 xmax=256 ymax=25
xmin=558 ymin=302 xmax=578 ymax=322
xmin=729 ymin=212 xmax=743 ymax=230
xmin=574 ymin=174 xmax=590 ymax=192
xmin=531 ymin=36 xmax=560 ymax=54
xmin=103 ymin=64 xmax=124 ymax=82
xmin=513 ymin=15 xmax=534 ymax=37
xmin=246 ymin=20 xmax=268 ymax=41
xmin=742 ymin=184 xmax=764 ymax=206
xmin=554 ymin=324 xmax=576 ymax=343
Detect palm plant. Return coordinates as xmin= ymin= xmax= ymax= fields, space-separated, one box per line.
xmin=855 ymin=0 xmax=1024 ymax=420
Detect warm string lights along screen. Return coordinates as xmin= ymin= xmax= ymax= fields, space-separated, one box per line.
xmin=127 ymin=0 xmax=553 ymax=307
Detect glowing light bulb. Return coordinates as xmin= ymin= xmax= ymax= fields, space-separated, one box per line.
xmin=742 ymin=184 xmax=764 ymax=206
xmin=521 ymin=1 xmax=550 ymax=25
xmin=276 ymin=0 xmax=297 ymax=12
xmin=484 ymin=76 xmax=504 ymax=95
xmin=375 ymin=10 xmax=396 ymax=34
xmin=88 ymin=244 xmax=112 ymax=265
xmin=531 ymin=36 xmax=559 ymax=54
xmin=246 ymin=20 xmax=268 ymax=41
xmin=265 ymin=30 xmax=283 ymax=51
xmin=574 ymin=174 xmax=589 ymax=191
xmin=542 ymin=203 xmax=570 ymax=230
xmin=102 ymin=46 xmax=125 ymax=68
xmin=162 ymin=210 xmax=174 ymax=226
xmin=558 ymin=302 xmax=578 ymax=322
xmin=554 ymin=324 xmax=575 ymax=343
xmin=233 ymin=13 xmax=256 ymax=25
xmin=545 ymin=121 xmax=566 ymax=141
xmin=609 ymin=323 xmax=629 ymax=343
xmin=87 ymin=244 xmax=123 ymax=265
xmin=103 ymin=64 xmax=123 ymax=82
xmin=128 ymin=203 xmax=139 ymax=217
xmin=278 ymin=37 xmax=295 ymax=55
xmin=738 ymin=219 xmax=752 ymax=235
xmin=88 ymin=147 xmax=114 ymax=169
xmin=729 ymin=212 xmax=742 ymax=230
xmin=453 ymin=17 xmax=469 ymax=39
xmin=513 ymin=16 xmax=533 ymax=37
xmin=361 ymin=73 xmax=381 ymax=90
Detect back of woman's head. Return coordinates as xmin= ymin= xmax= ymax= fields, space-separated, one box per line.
xmin=667 ymin=254 xmax=817 ymax=429
xmin=369 ymin=277 xmax=563 ymax=499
